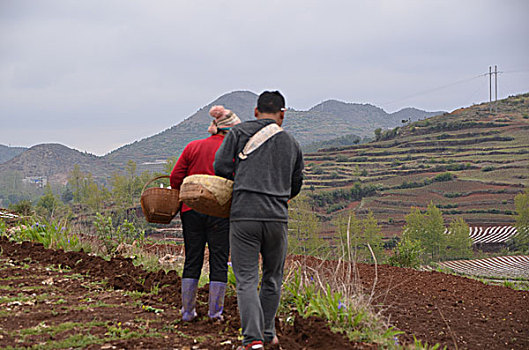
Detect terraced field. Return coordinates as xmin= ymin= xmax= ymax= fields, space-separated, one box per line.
xmin=469 ymin=225 xmax=519 ymax=244
xmin=438 ymin=255 xmax=529 ymax=279
xmin=304 ymin=93 xmax=529 ymax=236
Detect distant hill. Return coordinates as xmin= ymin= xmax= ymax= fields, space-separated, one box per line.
xmin=0 ymin=143 xmax=115 ymax=185
xmin=302 ymin=134 xmax=369 ymax=153
xmin=303 ymin=93 xmax=529 ymax=235
xmin=0 ymin=145 xmax=27 ymax=164
xmin=0 ymin=91 xmax=443 ymax=185
xmin=104 ymin=91 xmax=259 ymax=165
xmin=105 ymin=91 xmax=443 ymax=165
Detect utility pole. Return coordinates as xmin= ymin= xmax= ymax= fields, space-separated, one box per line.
xmin=494 ymin=65 xmax=498 ymax=112
xmin=494 ymin=65 xmax=498 ymax=102
xmin=487 ymin=65 xmax=499 ymax=113
xmin=489 ymin=66 xmax=492 ymax=113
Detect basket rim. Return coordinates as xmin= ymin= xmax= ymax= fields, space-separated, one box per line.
xmin=141 ymin=175 xmax=171 ymax=195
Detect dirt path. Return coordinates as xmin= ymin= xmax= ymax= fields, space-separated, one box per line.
xmin=1 ymin=238 xmax=528 ymax=349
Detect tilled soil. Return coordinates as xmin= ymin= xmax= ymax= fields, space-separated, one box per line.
xmin=0 ymin=238 xmax=372 ymax=349
xmin=287 ymin=255 xmax=529 ymax=349
xmin=0 ymin=238 xmax=527 ymax=349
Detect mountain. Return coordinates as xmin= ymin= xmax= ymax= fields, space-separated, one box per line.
xmin=105 ymin=91 xmax=443 ymax=165
xmin=0 ymin=143 xmax=115 ymax=185
xmin=0 ymin=91 xmax=444 ymax=186
xmin=303 ymin=93 xmax=529 ymax=235
xmin=389 ymin=107 xmax=440 ymax=123
xmin=105 ymin=91 xmax=259 ymax=165
xmin=0 ymin=145 xmax=27 ymax=164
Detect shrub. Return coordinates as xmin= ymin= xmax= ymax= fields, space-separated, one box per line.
xmin=312 ymin=165 xmax=325 ymax=175
xmin=9 ymin=200 xmax=33 ymax=216
xmin=433 ymin=172 xmax=454 ymax=182
xmin=481 ymin=166 xmax=495 ymax=172
xmin=444 ymin=192 xmax=465 ymax=198
xmin=327 ymin=203 xmax=347 ymax=214
xmin=336 ymin=155 xmax=349 ymax=162
xmin=388 ymin=235 xmax=423 ymax=268
xmin=93 ymin=213 xmax=145 ymax=255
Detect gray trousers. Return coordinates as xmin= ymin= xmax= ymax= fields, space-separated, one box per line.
xmin=230 ymin=220 xmax=288 ymax=345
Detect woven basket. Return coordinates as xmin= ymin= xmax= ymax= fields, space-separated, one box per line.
xmin=179 ymin=175 xmax=233 ymax=218
xmin=140 ymin=175 xmax=181 ymax=224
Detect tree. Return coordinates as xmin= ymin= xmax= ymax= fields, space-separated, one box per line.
xmin=374 ymin=128 xmax=382 ymax=141
xmin=163 ymin=157 xmax=178 ymax=175
xmin=404 ymin=202 xmax=446 ymax=263
xmin=361 ymin=211 xmax=384 ymax=263
xmin=288 ymin=195 xmax=327 ymax=257
xmin=445 ymin=217 xmax=473 ymax=259
xmin=111 ymin=161 xmax=152 ymax=209
xmin=509 ymin=188 xmax=529 ymax=253
xmin=334 ymin=211 xmax=384 ymax=263
xmin=68 ymin=165 xmax=86 ymax=203
xmin=35 ymin=184 xmax=61 ymax=220
xmin=85 ymin=181 xmax=110 ymax=212
xmin=67 ymin=165 xmax=108 ymax=210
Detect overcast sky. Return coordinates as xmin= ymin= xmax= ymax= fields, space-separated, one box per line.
xmin=1 ymin=0 xmax=528 ymax=156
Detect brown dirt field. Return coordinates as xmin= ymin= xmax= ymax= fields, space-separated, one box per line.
xmin=0 ymin=238 xmax=372 ymax=350
xmin=287 ymin=256 xmax=529 ymax=350
xmin=1 ymin=238 xmax=528 ymax=349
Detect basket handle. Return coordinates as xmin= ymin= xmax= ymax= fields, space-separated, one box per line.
xmin=141 ymin=175 xmax=171 ymax=195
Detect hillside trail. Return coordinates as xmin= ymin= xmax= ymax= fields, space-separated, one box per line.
xmin=1 ymin=238 xmax=528 ymax=349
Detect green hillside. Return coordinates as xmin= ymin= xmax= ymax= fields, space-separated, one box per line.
xmin=0 ymin=91 xmax=443 ymax=203
xmin=104 ymin=91 xmax=442 ymax=165
xmin=0 ymin=145 xmax=27 ymax=164
xmin=303 ymin=93 xmax=529 ymax=235
xmin=0 ymin=144 xmax=115 ymax=185
xmin=104 ymin=91 xmax=258 ymax=165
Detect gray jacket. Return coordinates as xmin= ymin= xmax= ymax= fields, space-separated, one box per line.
xmin=214 ymin=119 xmax=304 ymax=222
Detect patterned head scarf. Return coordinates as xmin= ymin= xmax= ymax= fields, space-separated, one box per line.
xmin=208 ymin=105 xmax=241 ymax=135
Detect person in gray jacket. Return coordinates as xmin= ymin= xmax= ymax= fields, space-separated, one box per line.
xmin=214 ymin=91 xmax=304 ymax=350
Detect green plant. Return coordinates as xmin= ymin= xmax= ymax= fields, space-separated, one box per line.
xmin=93 ymin=213 xmax=145 ymax=254
xmin=7 ymin=218 xmax=79 ymax=251
xmin=433 ymin=172 xmax=454 ymax=182
xmin=226 ymin=263 xmax=237 ymax=293
xmin=106 ymin=321 xmax=132 ymax=337
xmin=509 ymin=188 xmax=529 ymax=253
xmin=141 ymin=305 xmax=164 ymax=314
xmin=9 ymin=199 xmax=33 ymax=216
xmin=282 ymin=268 xmax=401 ymax=346
xmin=388 ymin=235 xmax=423 ymax=268
xmin=0 ymin=219 xmax=5 ymax=236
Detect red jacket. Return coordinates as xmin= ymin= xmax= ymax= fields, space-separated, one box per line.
xmin=170 ymin=134 xmax=225 ymax=212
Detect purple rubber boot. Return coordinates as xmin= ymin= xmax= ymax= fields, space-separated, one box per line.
xmin=208 ymin=281 xmax=227 ymax=320
xmin=181 ymin=278 xmax=198 ymax=321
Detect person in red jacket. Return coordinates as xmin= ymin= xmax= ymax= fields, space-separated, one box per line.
xmin=170 ymin=105 xmax=241 ymax=321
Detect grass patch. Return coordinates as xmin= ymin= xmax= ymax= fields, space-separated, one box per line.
xmin=18 ymin=321 xmax=107 ymax=338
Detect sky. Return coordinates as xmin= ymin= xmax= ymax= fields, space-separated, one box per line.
xmin=1 ymin=0 xmax=528 ymax=156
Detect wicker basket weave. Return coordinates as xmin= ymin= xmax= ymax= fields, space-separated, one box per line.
xmin=179 ymin=175 xmax=233 ymax=218
xmin=140 ymin=175 xmax=181 ymax=224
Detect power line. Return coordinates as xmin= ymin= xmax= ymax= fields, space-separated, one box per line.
xmin=381 ymin=74 xmax=484 ymax=107
xmin=380 ymin=67 xmax=529 ymax=109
